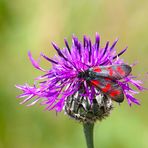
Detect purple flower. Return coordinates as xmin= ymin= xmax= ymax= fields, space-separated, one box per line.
xmin=16 ymin=33 xmax=145 ymax=112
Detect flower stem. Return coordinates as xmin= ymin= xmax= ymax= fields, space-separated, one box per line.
xmin=83 ymin=123 xmax=94 ymax=148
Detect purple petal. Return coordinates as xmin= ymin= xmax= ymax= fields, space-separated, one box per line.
xmin=95 ymin=32 xmax=100 ymax=51
xmin=126 ymin=93 xmax=140 ymax=105
xmin=113 ymin=47 xmax=128 ymax=59
xmin=51 ymin=42 xmax=68 ymax=61
xmin=28 ymin=51 xmax=45 ymax=71
xmin=64 ymin=38 xmax=71 ymax=54
xmin=110 ymin=38 xmax=118 ymax=51
xmin=102 ymin=41 xmax=109 ymax=56
xmin=41 ymin=53 xmax=58 ymax=64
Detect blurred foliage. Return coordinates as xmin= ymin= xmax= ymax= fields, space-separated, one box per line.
xmin=0 ymin=0 xmax=148 ymax=148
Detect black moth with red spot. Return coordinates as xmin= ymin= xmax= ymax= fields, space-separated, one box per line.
xmin=78 ymin=64 xmax=132 ymax=103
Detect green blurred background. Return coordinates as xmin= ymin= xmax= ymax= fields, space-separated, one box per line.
xmin=0 ymin=0 xmax=148 ymax=148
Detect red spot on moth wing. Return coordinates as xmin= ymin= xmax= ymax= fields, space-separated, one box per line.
xmin=105 ymin=77 xmax=111 ymax=80
xmin=110 ymin=90 xmax=121 ymax=97
xmin=109 ymin=89 xmax=124 ymax=103
xmin=117 ymin=66 xmax=125 ymax=76
xmin=102 ymin=83 xmax=111 ymax=93
xmin=107 ymin=67 xmax=113 ymax=76
xmin=93 ymin=67 xmax=102 ymax=72
xmin=91 ymin=80 xmax=100 ymax=86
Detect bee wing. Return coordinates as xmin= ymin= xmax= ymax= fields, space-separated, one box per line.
xmin=91 ymin=64 xmax=131 ymax=80
xmin=90 ymin=77 xmax=124 ymax=103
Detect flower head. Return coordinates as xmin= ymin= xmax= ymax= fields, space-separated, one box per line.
xmin=16 ymin=33 xmax=145 ymax=122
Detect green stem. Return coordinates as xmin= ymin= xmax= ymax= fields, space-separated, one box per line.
xmin=83 ymin=123 xmax=94 ymax=148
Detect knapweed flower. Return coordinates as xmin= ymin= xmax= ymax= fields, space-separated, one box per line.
xmin=16 ymin=33 xmax=144 ymax=123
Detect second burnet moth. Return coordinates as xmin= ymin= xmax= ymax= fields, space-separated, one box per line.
xmin=78 ymin=64 xmax=132 ymax=103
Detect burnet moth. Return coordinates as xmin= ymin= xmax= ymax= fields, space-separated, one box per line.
xmin=78 ymin=64 xmax=132 ymax=103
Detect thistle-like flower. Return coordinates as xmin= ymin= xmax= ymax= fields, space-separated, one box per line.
xmin=16 ymin=33 xmax=144 ymax=123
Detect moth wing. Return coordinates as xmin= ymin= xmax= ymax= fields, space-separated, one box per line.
xmin=91 ymin=64 xmax=131 ymax=80
xmin=90 ymin=77 xmax=124 ymax=103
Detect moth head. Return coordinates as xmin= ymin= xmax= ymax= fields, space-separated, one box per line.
xmin=78 ymin=70 xmax=90 ymax=80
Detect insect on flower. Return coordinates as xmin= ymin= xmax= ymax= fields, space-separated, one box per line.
xmin=16 ymin=33 xmax=145 ymax=123
xmin=78 ymin=64 xmax=132 ymax=103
